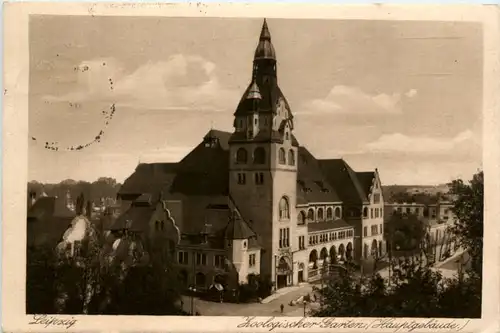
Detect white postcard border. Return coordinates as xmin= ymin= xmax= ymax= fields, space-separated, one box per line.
xmin=3 ymin=3 xmax=499 ymax=332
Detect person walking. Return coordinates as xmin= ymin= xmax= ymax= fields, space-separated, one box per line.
xmin=280 ymin=304 xmax=284 ymax=314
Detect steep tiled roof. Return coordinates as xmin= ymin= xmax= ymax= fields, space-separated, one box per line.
xmin=28 ymin=196 xmax=75 ymax=220
xmin=307 ymin=219 xmax=352 ymax=232
xmin=224 ymin=212 xmax=256 ymax=240
xmin=27 ymin=196 xmax=76 ymax=248
xmin=203 ymin=129 xmax=231 ymax=150
xmin=297 ymin=147 xmax=341 ymax=204
xmin=110 ymin=204 xmax=156 ymax=232
xmin=356 ymin=172 xmax=376 ymax=199
xmin=118 ymin=163 xmax=178 ymax=197
xmin=317 ymin=159 xmax=369 ymax=204
xmin=171 ymin=142 xmax=229 ymax=196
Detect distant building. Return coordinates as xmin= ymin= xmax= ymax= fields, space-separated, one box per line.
xmin=27 ymin=194 xmax=76 ymax=249
xmin=384 ymin=202 xmax=426 ymax=221
xmin=116 ymin=19 xmax=384 ymax=292
xmin=384 ymin=199 xmax=458 ymax=261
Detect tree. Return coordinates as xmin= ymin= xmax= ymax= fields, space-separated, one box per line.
xmin=314 ymin=172 xmax=483 ymax=318
xmin=385 ymin=212 xmax=428 ymax=263
xmin=26 ymin=246 xmax=58 ymax=314
xmin=448 ymin=171 xmax=483 ymax=275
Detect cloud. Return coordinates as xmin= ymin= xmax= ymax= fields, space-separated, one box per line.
xmin=298 ymin=85 xmax=418 ymax=115
xmin=405 ymin=88 xmax=418 ymax=98
xmin=366 ymin=129 xmax=475 ymax=153
xmin=43 ymin=54 xmax=240 ymax=112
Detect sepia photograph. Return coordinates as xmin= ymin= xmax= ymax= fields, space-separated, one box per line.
xmin=3 ymin=3 xmax=499 ymax=332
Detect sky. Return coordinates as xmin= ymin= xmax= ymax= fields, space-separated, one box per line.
xmin=28 ymin=16 xmax=483 ymax=185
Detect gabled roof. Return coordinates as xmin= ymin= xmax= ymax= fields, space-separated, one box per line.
xmin=203 ymin=129 xmax=231 ymax=150
xmin=356 ymin=171 xmax=376 ymax=199
xmin=224 ymin=212 xmax=256 ymax=240
xmin=27 ymin=196 xmax=76 ymax=248
xmin=28 ymin=196 xmax=75 ymax=220
xmin=118 ymin=162 xmax=178 ymax=197
xmin=296 ymin=147 xmax=341 ymax=204
xmin=317 ymin=159 xmax=370 ymax=205
xmin=110 ymin=204 xmax=156 ymax=232
xmin=172 ymin=137 xmax=229 ymax=196
xmin=307 ymin=219 xmax=352 ymax=232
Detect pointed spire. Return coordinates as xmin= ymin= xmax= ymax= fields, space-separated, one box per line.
xmin=260 ymin=18 xmax=271 ymax=41
xmin=254 ymin=19 xmax=276 ymax=61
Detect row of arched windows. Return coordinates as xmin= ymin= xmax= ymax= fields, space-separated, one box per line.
xmin=279 ymin=198 xmax=343 ymax=224
xmin=236 ymin=147 xmax=296 ymax=166
xmin=297 ymin=207 xmax=342 ymax=225
xmin=236 ymin=147 xmax=266 ymax=164
xmin=278 ymin=148 xmax=295 ymax=166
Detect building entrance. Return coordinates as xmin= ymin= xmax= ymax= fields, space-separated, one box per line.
xmin=277 ymin=275 xmax=288 ymax=289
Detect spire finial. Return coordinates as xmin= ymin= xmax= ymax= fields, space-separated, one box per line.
xmin=260 ymin=18 xmax=271 ymax=41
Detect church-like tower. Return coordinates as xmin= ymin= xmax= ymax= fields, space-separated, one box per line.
xmin=229 ymin=19 xmax=298 ymax=288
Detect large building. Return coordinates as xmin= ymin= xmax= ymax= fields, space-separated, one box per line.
xmin=116 ymin=19 xmax=385 ymax=292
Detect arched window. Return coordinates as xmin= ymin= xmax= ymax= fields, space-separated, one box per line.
xmin=279 ymin=148 xmax=286 ymax=164
xmin=288 ymin=149 xmax=295 ymax=166
xmin=253 ymin=147 xmax=266 ymax=164
xmin=317 ymin=208 xmax=324 ymax=221
xmin=297 ymin=211 xmax=306 ymax=225
xmin=326 ymin=207 xmax=333 ymax=220
xmin=236 ymin=148 xmax=248 ymax=164
xmin=334 ymin=207 xmax=341 ymax=219
xmin=285 ymin=132 xmax=289 ymax=140
xmin=279 ymin=197 xmax=290 ymax=220
xmin=363 ymin=207 xmax=368 ymax=218
xmin=307 ymin=208 xmax=314 ymax=221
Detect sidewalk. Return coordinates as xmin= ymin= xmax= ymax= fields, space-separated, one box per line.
xmin=434 ymin=248 xmax=466 ymax=269
xmin=261 ymin=284 xmax=308 ymax=304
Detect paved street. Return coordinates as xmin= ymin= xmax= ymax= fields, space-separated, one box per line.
xmin=180 ymin=249 xmax=468 ymax=316
xmin=181 ymin=283 xmax=317 ymax=316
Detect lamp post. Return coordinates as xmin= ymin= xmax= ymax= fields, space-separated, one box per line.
xmin=320 ymin=256 xmax=330 ymax=310
xmin=303 ymin=300 xmax=307 ymax=317
xmin=190 ymin=251 xmax=197 ymax=315
xmin=274 ymin=254 xmax=278 ymax=291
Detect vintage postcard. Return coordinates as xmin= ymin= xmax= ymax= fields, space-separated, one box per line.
xmin=3 ymin=2 xmax=499 ymax=333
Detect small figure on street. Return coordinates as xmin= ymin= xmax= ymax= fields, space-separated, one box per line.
xmin=280 ymin=304 xmax=284 ymax=314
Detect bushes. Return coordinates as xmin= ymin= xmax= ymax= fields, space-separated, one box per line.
xmin=237 ymin=274 xmax=273 ymax=303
